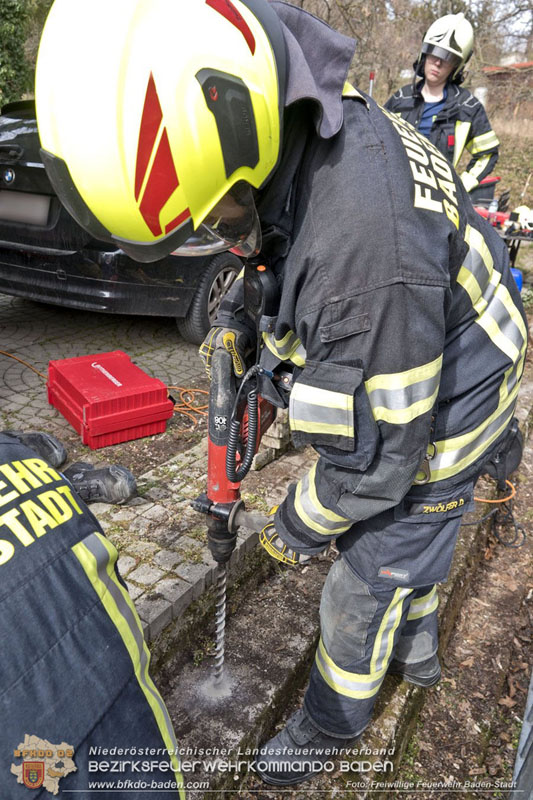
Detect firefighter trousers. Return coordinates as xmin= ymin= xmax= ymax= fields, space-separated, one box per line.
xmin=303 ymin=478 xmax=474 ymax=738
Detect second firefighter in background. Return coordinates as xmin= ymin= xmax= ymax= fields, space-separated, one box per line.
xmin=385 ymin=12 xmax=500 ymax=196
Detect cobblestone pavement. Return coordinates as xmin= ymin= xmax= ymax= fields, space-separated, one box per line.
xmin=0 ymin=293 xmax=204 ymax=434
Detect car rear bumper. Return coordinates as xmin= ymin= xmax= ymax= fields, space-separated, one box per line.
xmin=0 ymin=250 xmax=197 ymax=317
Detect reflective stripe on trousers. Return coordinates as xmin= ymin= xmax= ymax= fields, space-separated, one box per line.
xmin=73 ymin=532 xmax=185 ymax=797
xmin=303 ymin=558 xmax=439 ymax=737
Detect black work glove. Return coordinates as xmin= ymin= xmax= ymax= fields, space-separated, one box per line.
xmin=199 ymin=326 xmax=250 ymax=380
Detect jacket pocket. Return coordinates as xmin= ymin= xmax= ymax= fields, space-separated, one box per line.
xmin=289 ymin=359 xmax=379 ymax=469
xmin=320 ymin=312 xmax=371 ymax=343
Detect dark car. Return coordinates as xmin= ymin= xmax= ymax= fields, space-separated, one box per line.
xmin=0 ymin=100 xmax=241 ymax=344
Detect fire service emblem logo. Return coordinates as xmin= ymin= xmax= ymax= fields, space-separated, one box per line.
xmin=11 ymin=734 xmax=77 ymax=795
xmin=22 ymin=761 xmax=45 ymax=789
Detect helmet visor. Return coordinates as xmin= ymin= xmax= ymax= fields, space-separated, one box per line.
xmin=422 ymin=43 xmax=461 ymax=66
xmin=172 ymin=183 xmax=261 ymax=258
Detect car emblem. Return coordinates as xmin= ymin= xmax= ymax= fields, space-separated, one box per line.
xmin=2 ymin=167 xmax=15 ymax=185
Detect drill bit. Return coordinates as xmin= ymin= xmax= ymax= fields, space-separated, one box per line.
xmin=213 ymin=562 xmax=228 ymax=684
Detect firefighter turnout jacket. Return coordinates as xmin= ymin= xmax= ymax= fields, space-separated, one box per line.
xmin=384 ymin=80 xmax=499 ymax=192
xmin=0 ymin=433 xmax=184 ymax=798
xmin=217 ymin=2 xmax=526 ymax=587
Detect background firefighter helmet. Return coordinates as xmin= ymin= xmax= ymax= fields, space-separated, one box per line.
xmin=35 ymin=0 xmax=286 ymax=263
xmin=415 ymin=12 xmax=474 ymax=83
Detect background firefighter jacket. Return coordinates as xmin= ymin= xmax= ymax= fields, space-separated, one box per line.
xmin=215 ymin=3 xmax=526 ymax=560
xmin=0 ymin=433 xmax=184 ymax=798
xmin=384 ymin=81 xmax=499 ymax=193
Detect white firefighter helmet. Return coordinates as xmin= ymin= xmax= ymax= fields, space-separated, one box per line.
xmin=418 ymin=12 xmax=474 ymax=82
xmin=513 ymin=206 xmax=533 ymax=232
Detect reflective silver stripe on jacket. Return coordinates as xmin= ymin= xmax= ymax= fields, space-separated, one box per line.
xmin=365 ymin=355 xmax=442 ymax=424
xmin=294 ymin=463 xmax=352 ymax=536
xmin=290 ymin=382 xmax=354 ymax=439
xmin=467 ymin=129 xmax=500 ymax=155
xmin=430 ymin=226 xmax=527 ymax=481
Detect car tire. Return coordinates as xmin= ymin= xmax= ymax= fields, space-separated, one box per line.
xmin=176 ymin=252 xmax=241 ymax=345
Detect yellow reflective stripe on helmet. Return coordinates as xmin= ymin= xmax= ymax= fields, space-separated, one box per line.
xmin=407 ymin=586 xmax=438 ymax=620
xmin=370 ymin=588 xmax=413 ymax=674
xmin=315 ymin=588 xmax=412 ymax=699
xmin=289 ymin=383 xmax=354 ymax=438
xmin=294 ymin=463 xmax=352 ymax=536
xmin=453 ymin=120 xmax=471 ymax=167
xmin=72 ymin=532 xmax=185 ymax=797
xmin=364 ymin=355 xmax=442 ymax=425
xmin=466 ymin=130 xmax=500 ymax=155
xmin=262 ymin=330 xmax=306 ymax=367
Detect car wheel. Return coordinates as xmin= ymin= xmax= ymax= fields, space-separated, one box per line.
xmin=177 ymin=252 xmax=241 ymax=345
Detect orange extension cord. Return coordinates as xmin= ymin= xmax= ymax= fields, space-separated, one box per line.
xmin=0 ymin=350 xmax=208 ymax=427
xmin=167 ymin=386 xmax=208 ymax=426
xmin=474 ymin=479 xmax=516 ymax=504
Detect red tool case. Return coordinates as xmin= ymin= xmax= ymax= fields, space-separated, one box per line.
xmin=47 ymin=350 xmax=174 ymax=449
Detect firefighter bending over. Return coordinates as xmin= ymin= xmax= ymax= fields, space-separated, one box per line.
xmin=35 ymin=0 xmax=526 ymax=787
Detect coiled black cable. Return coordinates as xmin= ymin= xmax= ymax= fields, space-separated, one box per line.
xmin=225 ymin=390 xmax=258 ymax=483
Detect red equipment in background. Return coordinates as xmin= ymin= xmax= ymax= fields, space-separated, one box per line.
xmin=48 ymin=350 xmax=174 ymax=449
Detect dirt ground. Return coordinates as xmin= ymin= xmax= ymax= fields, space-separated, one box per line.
xmin=394 ymin=492 xmax=533 ymax=799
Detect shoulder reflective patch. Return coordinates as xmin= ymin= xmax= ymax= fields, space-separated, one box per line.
xmin=72 ymin=532 xmax=185 ymax=799
xmin=458 ymin=225 xmax=527 ymax=364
